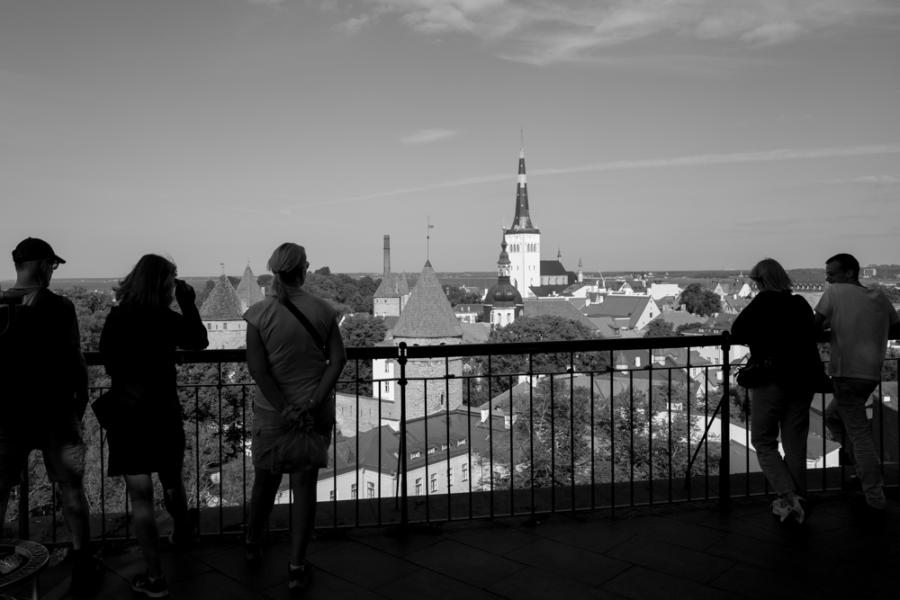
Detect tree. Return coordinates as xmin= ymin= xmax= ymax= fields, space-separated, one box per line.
xmin=471 ymin=316 xmax=607 ymax=401
xmin=679 ymin=284 xmax=721 ymax=316
xmin=491 ymin=381 xmax=720 ymax=491
xmin=337 ymin=314 xmax=387 ymax=396
xmin=444 ymin=285 xmax=483 ymax=307
xmin=643 ymin=319 xmax=675 ymax=338
xmin=59 ymin=287 xmax=114 ymax=352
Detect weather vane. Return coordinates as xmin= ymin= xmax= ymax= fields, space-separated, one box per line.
xmin=426 ymin=217 xmax=435 ymax=261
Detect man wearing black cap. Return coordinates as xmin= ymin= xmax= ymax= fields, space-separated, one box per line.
xmin=0 ymin=238 xmax=103 ymax=598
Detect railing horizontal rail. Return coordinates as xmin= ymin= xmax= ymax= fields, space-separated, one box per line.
xmin=9 ymin=333 xmax=896 ymax=545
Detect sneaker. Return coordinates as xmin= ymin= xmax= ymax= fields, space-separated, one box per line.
xmin=131 ymin=574 xmax=169 ymax=598
xmin=771 ymin=498 xmax=793 ymax=522
xmin=288 ymin=562 xmax=312 ymax=595
xmin=68 ymin=552 xmax=105 ymax=599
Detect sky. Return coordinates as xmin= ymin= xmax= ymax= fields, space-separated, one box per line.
xmin=1 ymin=0 xmax=899 ymax=280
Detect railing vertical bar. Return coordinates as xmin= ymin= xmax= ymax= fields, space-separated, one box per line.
xmin=589 ymin=371 xmax=596 ymax=511
xmin=355 ymin=359 xmax=360 ymax=528
xmin=507 ymin=374 xmax=514 ymax=518
xmin=647 ymin=348 xmax=653 ymax=506
xmin=217 ymin=363 xmax=224 ymax=536
xmin=719 ymin=334 xmax=731 ymax=509
xmin=609 ymin=350 xmax=615 ymax=517
xmin=100 ymin=419 xmax=107 ymax=540
xmin=397 ymin=343 xmax=408 ymax=529
xmin=194 ymin=386 xmax=201 ymax=519
xmin=465 ymin=376 xmax=472 ymax=520
xmin=569 ymin=352 xmax=576 ymax=513
xmin=550 ymin=372 xmax=556 ymax=514
xmin=241 ymin=385 xmax=248 ymax=531
xmin=487 ymin=355 xmax=493 ymax=519
xmin=445 ymin=356 xmax=452 ymax=522
xmin=528 ymin=353 xmax=535 ymax=516
xmin=685 ymin=349 xmax=692 ymax=501
xmin=628 ymin=369 xmax=634 ymax=507
xmin=376 ymin=378 xmax=383 ymax=527
xmin=423 ymin=380 xmax=430 ymax=524
xmin=667 ymin=368 xmax=673 ymax=504
xmin=704 ymin=365 xmax=710 ymax=500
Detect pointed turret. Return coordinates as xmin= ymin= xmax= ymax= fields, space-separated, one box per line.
xmin=508 ymin=149 xmax=539 ymax=233
xmin=236 ymin=264 xmax=264 ymax=312
xmin=200 ymin=273 xmax=244 ymax=321
xmin=392 ymin=261 xmax=463 ymax=339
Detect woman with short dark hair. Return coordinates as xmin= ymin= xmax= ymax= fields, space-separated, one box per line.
xmin=100 ymin=254 xmax=208 ymax=597
xmin=731 ymin=257 xmax=821 ymax=524
xmin=243 ymin=243 xmax=346 ymax=594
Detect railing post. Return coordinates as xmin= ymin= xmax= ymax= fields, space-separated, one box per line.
xmin=719 ymin=332 xmax=731 ymax=511
xmin=397 ymin=342 xmax=409 ymax=528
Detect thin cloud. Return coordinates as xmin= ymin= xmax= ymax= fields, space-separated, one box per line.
xmin=827 ymin=175 xmax=900 ymax=186
xmin=339 ymin=0 xmax=900 ymax=65
xmin=333 ymin=143 xmax=900 ymax=204
xmin=400 ymin=128 xmax=459 ymax=145
xmin=335 ymin=15 xmax=374 ymax=35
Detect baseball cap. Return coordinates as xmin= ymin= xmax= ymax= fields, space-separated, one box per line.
xmin=12 ymin=237 xmax=66 ymax=264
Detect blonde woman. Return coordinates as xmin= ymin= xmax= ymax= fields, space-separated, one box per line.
xmin=243 ymin=243 xmax=346 ymax=594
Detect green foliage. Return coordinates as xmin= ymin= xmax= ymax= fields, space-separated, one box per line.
xmin=58 ymin=287 xmax=114 ymax=352
xmin=337 ymin=314 xmax=388 ymax=396
xmin=444 ymin=285 xmax=483 ymax=307
xmin=472 ymin=316 xmax=607 ymax=401
xmin=870 ymin=283 xmax=900 ymax=304
xmin=488 ymin=379 xmax=720 ymax=491
xmin=643 ymin=319 xmax=676 ymax=338
xmin=679 ymin=284 xmax=722 ymax=317
xmin=304 ymin=271 xmax=377 ymax=314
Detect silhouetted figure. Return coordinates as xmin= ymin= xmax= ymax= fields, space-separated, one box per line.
xmin=731 ymin=258 xmax=820 ymax=524
xmin=0 ymin=237 xmax=103 ymax=598
xmin=99 ymin=254 xmax=207 ymax=598
xmin=815 ymin=253 xmax=900 ymax=516
xmin=243 ymin=243 xmax=346 ymax=594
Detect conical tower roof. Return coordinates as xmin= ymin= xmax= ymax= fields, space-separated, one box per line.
xmin=200 ymin=274 xmax=244 ymax=320
xmin=392 ymin=261 xmax=463 ymax=339
xmin=507 ymin=148 xmax=539 ymax=233
xmin=236 ymin=265 xmax=264 ymax=309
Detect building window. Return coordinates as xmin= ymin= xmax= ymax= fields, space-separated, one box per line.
xmin=329 ymin=490 xmax=335 ymax=501
xmin=367 ymin=482 xmax=375 ymax=498
xmin=415 ymin=478 xmax=422 ymax=495
xmin=350 ymin=484 xmax=357 ymax=500
xmin=384 ymin=362 xmax=390 ymax=373
xmin=428 ymin=447 xmax=436 ymax=455
xmin=430 ymin=473 xmax=437 ymax=493
xmin=384 ymin=381 xmax=391 ymax=393
xmin=206 ymin=323 xmax=212 ymax=331
xmin=449 ymin=469 xmax=454 ymax=488
xmin=457 ymin=439 xmax=467 ymax=447
xmin=223 ymin=322 xmax=228 ymax=330
xmin=410 ymin=451 xmax=421 ymax=459
xmin=461 ymin=464 xmax=468 ymax=482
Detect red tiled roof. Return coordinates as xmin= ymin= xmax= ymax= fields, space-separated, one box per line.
xmin=200 ymin=274 xmax=244 ymax=320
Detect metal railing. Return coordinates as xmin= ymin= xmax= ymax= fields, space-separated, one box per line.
xmin=8 ymin=334 xmax=899 ymax=543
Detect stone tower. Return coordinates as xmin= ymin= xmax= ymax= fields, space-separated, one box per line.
xmin=503 ymin=147 xmax=541 ymax=298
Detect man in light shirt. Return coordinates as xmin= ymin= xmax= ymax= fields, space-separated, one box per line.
xmin=815 ymin=253 xmax=900 ymax=513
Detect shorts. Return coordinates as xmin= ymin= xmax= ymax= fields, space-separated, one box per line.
xmin=0 ymin=419 xmax=86 ymax=488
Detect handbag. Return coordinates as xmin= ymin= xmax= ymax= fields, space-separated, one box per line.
xmin=736 ymin=356 xmax=777 ymax=389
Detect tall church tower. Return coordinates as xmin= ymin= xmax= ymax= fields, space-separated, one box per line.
xmin=503 ymin=147 xmax=541 ymax=298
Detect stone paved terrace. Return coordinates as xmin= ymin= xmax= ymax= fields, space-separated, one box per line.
xmin=15 ymin=490 xmax=900 ymax=600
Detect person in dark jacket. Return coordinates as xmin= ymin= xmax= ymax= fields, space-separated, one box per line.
xmin=99 ymin=254 xmax=208 ymax=598
xmin=731 ymin=258 xmax=821 ymax=524
xmin=0 ymin=238 xmax=103 ymax=599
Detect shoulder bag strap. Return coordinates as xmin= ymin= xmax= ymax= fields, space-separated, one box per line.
xmin=280 ymin=299 xmax=327 ymax=357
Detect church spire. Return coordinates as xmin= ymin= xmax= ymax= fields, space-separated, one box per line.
xmin=497 ymin=238 xmax=511 ymax=279
xmin=509 ymin=143 xmax=538 ymax=233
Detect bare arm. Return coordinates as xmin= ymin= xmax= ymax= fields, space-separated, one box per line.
xmin=245 ymin=324 xmax=288 ymax=412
